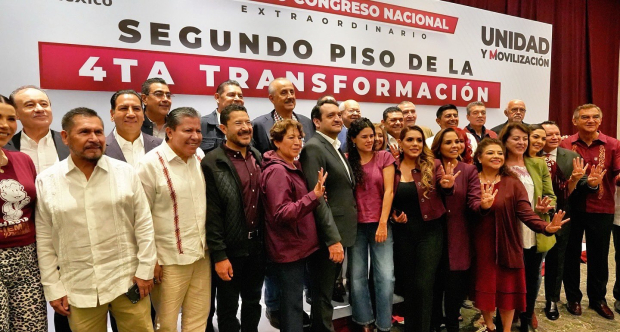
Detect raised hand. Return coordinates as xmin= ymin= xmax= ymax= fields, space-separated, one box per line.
xmin=480 ymin=181 xmax=498 ymax=210
xmin=313 ymin=168 xmax=328 ymax=198
xmin=545 ymin=210 xmax=570 ymax=233
xmin=439 ymin=162 xmax=461 ymax=188
xmin=388 ymin=143 xmax=400 ymax=159
xmin=535 ymin=196 xmax=554 ymax=214
xmin=570 ymin=157 xmax=589 ymax=182
xmin=587 ymin=163 xmax=607 ymax=187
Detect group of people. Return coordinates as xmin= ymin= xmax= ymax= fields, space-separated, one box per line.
xmin=0 ymin=76 xmax=618 ymax=332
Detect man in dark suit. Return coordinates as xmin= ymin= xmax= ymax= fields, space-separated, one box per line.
xmin=252 ymin=77 xmax=315 ymax=154
xmin=300 ymin=99 xmax=357 ymax=332
xmin=490 ymin=99 xmax=529 ymax=135
xmin=105 ymin=90 xmax=162 ymax=166
xmin=336 ymin=99 xmax=360 ymax=152
xmin=140 ymin=77 xmax=172 ymax=140
xmin=200 ymin=80 xmax=244 ymax=154
xmin=6 ymin=86 xmax=69 ymax=173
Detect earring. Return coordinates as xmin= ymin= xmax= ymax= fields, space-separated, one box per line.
xmin=352 ymin=143 xmax=356 ymax=148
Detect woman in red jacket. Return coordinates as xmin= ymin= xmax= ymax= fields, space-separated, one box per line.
xmin=391 ymin=126 xmax=459 ymax=332
xmin=430 ymin=128 xmax=488 ymax=332
xmin=260 ymin=119 xmax=326 ymax=332
xmin=472 ymin=138 xmax=568 ymax=332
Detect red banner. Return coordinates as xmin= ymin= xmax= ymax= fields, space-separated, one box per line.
xmin=250 ymin=0 xmax=458 ymax=34
xmin=39 ymin=42 xmax=500 ymax=107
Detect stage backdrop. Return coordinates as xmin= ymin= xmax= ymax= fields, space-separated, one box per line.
xmin=0 ymin=0 xmax=552 ymax=133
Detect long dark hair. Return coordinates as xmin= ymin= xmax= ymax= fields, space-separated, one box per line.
xmin=528 ymin=123 xmax=546 ymax=157
xmin=473 ymin=138 xmax=513 ymax=177
xmin=400 ymin=126 xmax=435 ymax=198
xmin=347 ymin=118 xmax=375 ymax=186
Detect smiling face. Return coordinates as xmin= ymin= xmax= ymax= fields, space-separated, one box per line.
xmin=478 ymin=143 xmax=505 ymax=171
xmin=269 ymin=79 xmax=296 ymax=113
xmin=110 ymin=94 xmax=144 ymax=138
xmin=220 ymin=110 xmax=253 ymax=150
xmin=440 ymin=131 xmax=460 ymax=161
xmin=166 ymin=116 xmax=202 ymax=162
xmin=399 ymin=128 xmax=424 ymax=160
xmin=528 ymin=128 xmax=547 ymax=156
xmin=352 ymin=127 xmax=375 ymax=153
xmin=505 ymin=127 xmax=529 ymax=158
xmin=399 ymin=102 xmax=417 ymax=128
xmin=0 ymin=104 xmax=18 ymax=147
xmin=573 ymin=107 xmax=601 ymax=135
xmin=542 ymin=123 xmax=561 ymax=152
xmin=13 ymin=88 xmax=53 ymax=132
xmin=383 ymin=111 xmax=404 ymax=139
xmin=274 ymin=127 xmax=303 ymax=162
xmin=62 ymin=115 xmax=106 ymax=162
xmin=437 ymin=108 xmax=459 ymax=129
xmin=142 ymin=83 xmax=171 ymax=119
xmin=313 ymin=103 xmax=343 ymax=138
xmin=216 ymin=84 xmax=244 ymax=113
xmin=373 ymin=124 xmax=385 ymax=151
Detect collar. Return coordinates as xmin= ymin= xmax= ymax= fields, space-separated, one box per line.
xmin=543 ymin=148 xmax=557 ymax=158
xmin=161 ymin=141 xmax=187 ymax=163
xmin=113 ymin=129 xmax=144 ymax=148
xmin=316 ymin=131 xmax=341 ymax=150
xmin=66 ymin=154 xmax=109 ymax=175
xmin=570 ymin=131 xmax=607 ymax=145
xmin=222 ymin=142 xmax=253 ymax=159
xmin=466 ymin=124 xmax=487 ymax=134
xmin=272 ymin=109 xmax=298 ymax=123
xmin=21 ymin=129 xmax=53 ymax=146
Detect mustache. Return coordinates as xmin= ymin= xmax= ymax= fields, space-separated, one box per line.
xmin=237 ymin=129 xmax=252 ymax=136
xmin=84 ymin=143 xmax=102 ymax=149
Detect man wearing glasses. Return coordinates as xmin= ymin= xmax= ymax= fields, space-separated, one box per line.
xmin=491 ymin=99 xmax=529 ymax=135
xmin=337 ymin=99 xmax=361 ymax=152
xmin=140 ymin=77 xmax=172 ymax=140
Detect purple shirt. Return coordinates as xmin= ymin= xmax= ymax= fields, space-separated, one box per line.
xmin=223 ymin=144 xmax=261 ymax=232
xmin=354 ymin=151 xmax=395 ymax=223
xmin=560 ymin=132 xmax=620 ymax=214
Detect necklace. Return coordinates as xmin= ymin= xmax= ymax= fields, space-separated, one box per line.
xmin=479 ymin=173 xmax=499 ymax=184
xmin=0 ymin=153 xmax=7 ymax=173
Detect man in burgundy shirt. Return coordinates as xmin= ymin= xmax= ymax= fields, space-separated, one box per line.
xmin=560 ymin=104 xmax=620 ymax=320
xmin=202 ymin=104 xmax=264 ymax=332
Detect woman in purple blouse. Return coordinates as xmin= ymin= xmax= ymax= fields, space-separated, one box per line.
xmin=346 ymin=118 xmax=396 ymax=332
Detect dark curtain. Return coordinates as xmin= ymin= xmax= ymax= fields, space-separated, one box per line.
xmin=443 ymin=0 xmax=620 ymax=136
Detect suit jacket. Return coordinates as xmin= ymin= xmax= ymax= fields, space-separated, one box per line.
xmin=200 ymin=109 xmax=226 ymax=154
xmin=337 ymin=126 xmax=348 ymax=152
xmin=524 ymin=157 xmax=557 ymax=222
xmin=252 ymin=110 xmax=316 ymax=155
xmin=299 ymin=133 xmax=357 ymax=248
xmin=105 ymin=132 xmax=162 ymax=162
xmin=5 ymin=130 xmax=70 ymax=160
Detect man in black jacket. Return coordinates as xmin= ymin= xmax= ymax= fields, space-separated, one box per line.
xmin=300 ymin=100 xmax=357 ymax=332
xmin=200 ymin=80 xmax=244 ymax=154
xmin=202 ymin=104 xmax=264 ymax=332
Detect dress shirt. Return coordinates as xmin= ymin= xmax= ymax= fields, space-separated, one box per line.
xmin=35 ymin=155 xmax=157 ymax=308
xmin=223 ymin=145 xmax=261 ymax=232
xmin=113 ymin=129 xmax=145 ymax=167
xmin=544 ymin=148 xmax=557 ymax=162
xmin=316 ymin=130 xmax=351 ymax=180
xmin=20 ymin=130 xmax=58 ymax=174
xmin=387 ymin=134 xmax=398 ymax=148
xmin=136 ymin=143 xmax=207 ymax=266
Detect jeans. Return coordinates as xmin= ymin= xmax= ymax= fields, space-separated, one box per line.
xmin=274 ymin=258 xmax=310 ymax=332
xmin=349 ymin=223 xmax=394 ymax=331
xmin=264 ymin=268 xmax=280 ymax=312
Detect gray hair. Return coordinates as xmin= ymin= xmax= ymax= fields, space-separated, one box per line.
xmin=466 ymin=101 xmax=485 ymax=115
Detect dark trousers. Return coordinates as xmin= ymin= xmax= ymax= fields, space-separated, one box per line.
xmin=215 ymin=250 xmax=265 ymax=332
xmin=544 ymin=220 xmax=571 ymax=302
xmin=431 ymin=267 xmax=469 ymax=332
xmin=393 ymin=221 xmax=443 ymax=332
xmin=275 ymin=257 xmax=310 ymax=332
xmin=308 ymin=246 xmax=343 ymax=332
xmin=523 ymin=247 xmax=545 ymax=316
xmin=613 ymin=225 xmax=620 ymax=301
xmin=564 ymin=211 xmax=614 ymax=302
xmin=207 ymin=260 xmax=217 ymax=332
xmin=54 ymin=312 xmax=72 ymax=332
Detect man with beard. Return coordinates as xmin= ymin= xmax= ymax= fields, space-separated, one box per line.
xmin=300 ymin=100 xmax=357 ymax=332
xmin=491 ymin=99 xmax=528 ymax=135
xmin=200 ymin=80 xmax=244 ymax=154
xmin=252 ymin=78 xmax=315 ymax=154
xmin=141 ymin=78 xmax=172 ymax=140
xmin=203 ymin=104 xmax=265 ymax=332
xmin=336 ymin=99 xmax=361 ymax=152
xmin=36 ymin=108 xmax=157 ymax=332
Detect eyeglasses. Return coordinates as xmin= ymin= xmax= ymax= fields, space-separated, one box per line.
xmin=148 ymin=91 xmax=173 ymax=99
xmin=509 ymin=107 xmax=526 ymax=114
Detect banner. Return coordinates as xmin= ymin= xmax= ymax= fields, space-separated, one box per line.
xmin=0 ymin=0 xmax=552 ymax=131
